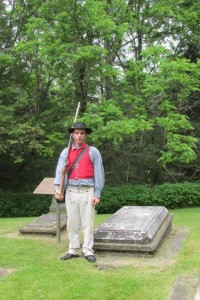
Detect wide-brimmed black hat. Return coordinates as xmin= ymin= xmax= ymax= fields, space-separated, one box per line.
xmin=68 ymin=122 xmax=92 ymax=134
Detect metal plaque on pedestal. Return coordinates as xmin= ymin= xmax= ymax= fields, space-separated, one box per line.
xmin=19 ymin=178 xmax=67 ymax=236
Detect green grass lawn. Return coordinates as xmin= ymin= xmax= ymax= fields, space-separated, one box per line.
xmin=0 ymin=208 xmax=200 ymax=300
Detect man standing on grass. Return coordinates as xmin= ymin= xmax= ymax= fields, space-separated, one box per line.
xmin=54 ymin=122 xmax=104 ymax=263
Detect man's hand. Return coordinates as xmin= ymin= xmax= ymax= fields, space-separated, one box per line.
xmin=92 ymin=197 xmax=100 ymax=206
xmin=55 ymin=191 xmax=64 ymax=201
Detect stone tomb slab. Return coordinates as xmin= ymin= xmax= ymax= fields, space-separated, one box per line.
xmin=169 ymin=275 xmax=200 ymax=300
xmin=94 ymin=206 xmax=173 ymax=253
xmin=19 ymin=213 xmax=67 ymax=234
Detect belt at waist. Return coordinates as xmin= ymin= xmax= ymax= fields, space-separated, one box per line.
xmin=67 ymin=185 xmax=93 ymax=191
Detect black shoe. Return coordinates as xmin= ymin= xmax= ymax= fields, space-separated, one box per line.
xmin=85 ymin=255 xmax=96 ymax=263
xmin=61 ymin=253 xmax=79 ymax=261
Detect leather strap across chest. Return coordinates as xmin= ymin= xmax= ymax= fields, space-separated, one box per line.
xmin=67 ymin=145 xmax=89 ymax=178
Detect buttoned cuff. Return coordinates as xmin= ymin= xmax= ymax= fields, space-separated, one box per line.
xmin=54 ymin=184 xmax=60 ymax=193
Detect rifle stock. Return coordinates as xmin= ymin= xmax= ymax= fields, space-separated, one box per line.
xmin=55 ymin=102 xmax=81 ymax=201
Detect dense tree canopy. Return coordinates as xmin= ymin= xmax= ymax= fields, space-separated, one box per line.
xmin=0 ymin=0 xmax=200 ymax=190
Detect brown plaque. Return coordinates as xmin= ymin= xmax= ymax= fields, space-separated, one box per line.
xmin=33 ymin=178 xmax=55 ymax=195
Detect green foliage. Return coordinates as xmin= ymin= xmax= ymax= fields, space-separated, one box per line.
xmin=152 ymin=182 xmax=200 ymax=208
xmin=1 ymin=0 xmax=200 ymax=190
xmin=159 ymin=133 xmax=197 ymax=164
xmin=2 ymin=182 xmax=199 ymax=217
xmin=97 ymin=182 xmax=200 ymax=214
xmin=122 ymin=50 xmax=199 ymax=166
xmin=0 ymin=192 xmax=52 ymax=217
xmin=97 ymin=184 xmax=152 ymax=214
xmin=81 ymin=99 xmax=153 ymax=148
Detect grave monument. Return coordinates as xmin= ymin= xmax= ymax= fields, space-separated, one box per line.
xmin=94 ymin=206 xmax=173 ymax=254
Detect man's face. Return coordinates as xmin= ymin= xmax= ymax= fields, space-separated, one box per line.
xmin=72 ymin=129 xmax=86 ymax=145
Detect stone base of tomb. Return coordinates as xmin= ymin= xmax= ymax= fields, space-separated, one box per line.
xmin=94 ymin=206 xmax=173 ymax=254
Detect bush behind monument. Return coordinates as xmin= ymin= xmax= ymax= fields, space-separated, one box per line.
xmin=0 ymin=182 xmax=199 ymax=217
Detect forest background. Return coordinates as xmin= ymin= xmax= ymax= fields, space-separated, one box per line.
xmin=0 ymin=0 xmax=200 ymax=197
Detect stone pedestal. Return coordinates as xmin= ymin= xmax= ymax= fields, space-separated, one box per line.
xmin=94 ymin=206 xmax=173 ymax=254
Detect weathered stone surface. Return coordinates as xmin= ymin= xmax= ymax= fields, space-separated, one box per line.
xmin=94 ymin=206 xmax=173 ymax=253
xmin=195 ymin=276 xmax=200 ymax=300
xmin=49 ymin=198 xmax=66 ymax=213
xmin=169 ymin=276 xmax=200 ymax=300
xmin=95 ymin=227 xmax=189 ymax=267
xmin=19 ymin=212 xmax=67 ymax=234
xmin=94 ymin=206 xmax=169 ymax=244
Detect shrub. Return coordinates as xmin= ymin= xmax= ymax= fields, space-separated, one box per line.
xmin=152 ymin=182 xmax=200 ymax=208
xmin=97 ymin=184 xmax=152 ymax=214
xmin=0 ymin=182 xmax=200 ymax=217
xmin=0 ymin=192 xmax=52 ymax=217
xmin=97 ymin=182 xmax=200 ymax=214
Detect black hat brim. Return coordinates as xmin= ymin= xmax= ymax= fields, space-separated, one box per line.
xmin=68 ymin=128 xmax=92 ymax=134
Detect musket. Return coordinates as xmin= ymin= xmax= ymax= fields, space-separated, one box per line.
xmin=55 ymin=102 xmax=81 ymax=201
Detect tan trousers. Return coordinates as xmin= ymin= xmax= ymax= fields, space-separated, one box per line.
xmin=65 ymin=186 xmax=95 ymax=256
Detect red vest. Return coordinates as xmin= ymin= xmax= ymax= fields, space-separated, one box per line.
xmin=67 ymin=144 xmax=94 ymax=180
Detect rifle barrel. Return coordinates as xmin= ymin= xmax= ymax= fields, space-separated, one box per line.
xmin=56 ymin=102 xmax=81 ymax=201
